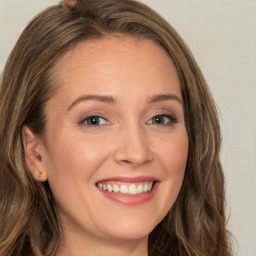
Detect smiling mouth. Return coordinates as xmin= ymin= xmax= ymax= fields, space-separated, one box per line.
xmin=96 ymin=181 xmax=156 ymax=195
xmin=96 ymin=177 xmax=159 ymax=205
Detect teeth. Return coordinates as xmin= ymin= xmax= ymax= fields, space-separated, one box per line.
xmin=137 ymin=184 xmax=144 ymax=194
xmin=148 ymin=182 xmax=153 ymax=192
xmin=98 ymin=183 xmax=103 ymax=190
xmin=120 ymin=185 xmax=129 ymax=194
xmin=113 ymin=184 xmax=120 ymax=193
xmin=97 ymin=182 xmax=154 ymax=195
xmin=107 ymin=184 xmax=112 ymax=192
xmin=129 ymin=184 xmax=137 ymax=195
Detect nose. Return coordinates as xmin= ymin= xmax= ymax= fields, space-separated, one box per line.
xmin=113 ymin=125 xmax=153 ymax=167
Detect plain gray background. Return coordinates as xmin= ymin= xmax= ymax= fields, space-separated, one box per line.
xmin=0 ymin=1 xmax=255 ymax=255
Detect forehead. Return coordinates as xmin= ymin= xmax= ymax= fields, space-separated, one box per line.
xmin=50 ymin=35 xmax=181 ymax=100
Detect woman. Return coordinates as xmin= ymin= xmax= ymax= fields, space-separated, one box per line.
xmin=0 ymin=0 xmax=231 ymax=255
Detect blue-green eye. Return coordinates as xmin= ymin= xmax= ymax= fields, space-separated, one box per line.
xmin=82 ymin=116 xmax=109 ymax=126
xmin=147 ymin=115 xmax=177 ymax=125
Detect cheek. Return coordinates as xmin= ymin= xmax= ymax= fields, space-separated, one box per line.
xmin=43 ymin=132 xmax=112 ymax=217
xmin=159 ymin=130 xmax=189 ymax=173
xmin=154 ymin=130 xmax=188 ymax=213
xmin=167 ymin=133 xmax=188 ymax=187
xmin=44 ymin=130 xmax=112 ymax=181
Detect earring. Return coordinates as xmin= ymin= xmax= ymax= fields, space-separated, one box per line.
xmin=38 ymin=171 xmax=43 ymax=178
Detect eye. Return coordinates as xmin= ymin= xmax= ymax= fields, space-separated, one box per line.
xmin=147 ymin=115 xmax=178 ymax=125
xmin=81 ymin=116 xmax=110 ymax=126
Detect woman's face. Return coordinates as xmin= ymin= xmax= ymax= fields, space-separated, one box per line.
xmin=39 ymin=36 xmax=188 ymax=242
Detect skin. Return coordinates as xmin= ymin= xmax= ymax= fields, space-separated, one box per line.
xmin=23 ymin=35 xmax=189 ymax=256
xmin=64 ymin=0 xmax=77 ymax=8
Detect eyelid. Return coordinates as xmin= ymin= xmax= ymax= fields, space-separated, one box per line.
xmin=77 ymin=109 xmax=179 ymax=127
xmin=147 ymin=114 xmax=178 ymax=125
xmin=79 ymin=115 xmax=110 ymax=126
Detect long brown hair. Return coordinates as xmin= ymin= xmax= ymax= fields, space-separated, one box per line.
xmin=0 ymin=0 xmax=231 ymax=255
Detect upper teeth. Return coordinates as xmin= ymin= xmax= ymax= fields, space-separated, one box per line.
xmin=97 ymin=182 xmax=153 ymax=195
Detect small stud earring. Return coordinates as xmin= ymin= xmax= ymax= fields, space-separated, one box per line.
xmin=38 ymin=171 xmax=43 ymax=178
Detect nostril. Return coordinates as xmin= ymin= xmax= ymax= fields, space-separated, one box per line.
xmin=121 ymin=160 xmax=132 ymax=164
xmin=119 ymin=159 xmax=139 ymax=167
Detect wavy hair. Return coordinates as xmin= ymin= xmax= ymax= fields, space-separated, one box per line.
xmin=0 ymin=0 xmax=231 ymax=255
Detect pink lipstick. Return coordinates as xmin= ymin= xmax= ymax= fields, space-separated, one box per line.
xmin=95 ymin=176 xmax=159 ymax=205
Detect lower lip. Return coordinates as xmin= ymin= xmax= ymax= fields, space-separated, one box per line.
xmin=96 ymin=182 xmax=159 ymax=206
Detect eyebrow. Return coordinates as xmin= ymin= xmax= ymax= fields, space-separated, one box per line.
xmin=66 ymin=93 xmax=183 ymax=113
xmin=148 ymin=94 xmax=183 ymax=105
xmin=66 ymin=95 xmax=116 ymax=113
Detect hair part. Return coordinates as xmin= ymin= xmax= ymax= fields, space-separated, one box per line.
xmin=0 ymin=0 xmax=231 ymax=255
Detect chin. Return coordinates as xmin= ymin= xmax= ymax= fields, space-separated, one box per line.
xmin=97 ymin=215 xmax=158 ymax=241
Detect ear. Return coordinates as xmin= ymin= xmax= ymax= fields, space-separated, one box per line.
xmin=22 ymin=125 xmax=48 ymax=182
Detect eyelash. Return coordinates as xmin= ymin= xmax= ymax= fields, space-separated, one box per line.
xmin=147 ymin=114 xmax=178 ymax=125
xmin=79 ymin=114 xmax=178 ymax=127
xmin=79 ymin=116 xmax=110 ymax=126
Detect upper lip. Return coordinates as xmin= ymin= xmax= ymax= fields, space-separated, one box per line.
xmin=96 ymin=176 xmax=159 ymax=183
